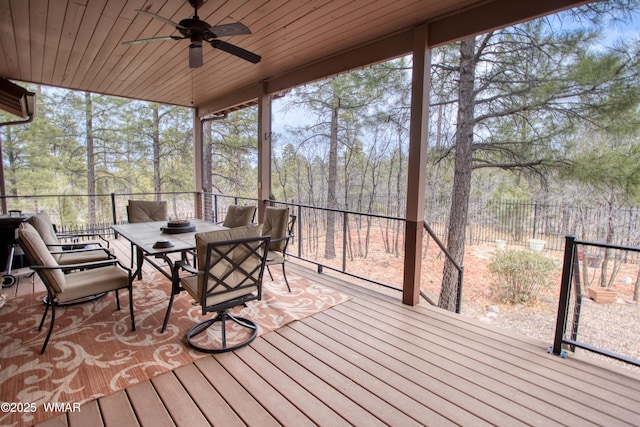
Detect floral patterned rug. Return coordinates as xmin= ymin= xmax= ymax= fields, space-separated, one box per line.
xmin=0 ymin=270 xmax=350 ymax=426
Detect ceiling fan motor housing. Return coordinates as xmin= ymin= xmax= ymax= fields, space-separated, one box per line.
xmin=178 ymin=18 xmax=213 ymax=40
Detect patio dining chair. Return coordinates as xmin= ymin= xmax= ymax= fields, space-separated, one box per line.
xmin=173 ymin=224 xmax=270 ymax=353
xmin=18 ymin=223 xmax=135 ymax=354
xmin=126 ymin=199 xmax=168 ymax=223
xmin=126 ymin=200 xmax=168 ymax=270
xmin=220 ymin=204 xmax=256 ymax=228
xmin=262 ymin=207 xmax=296 ymax=292
xmin=28 ymin=211 xmax=113 ymax=267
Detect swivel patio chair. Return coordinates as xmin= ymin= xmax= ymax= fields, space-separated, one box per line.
xmin=262 ymin=206 xmax=296 ymax=292
xmin=220 ymin=204 xmax=257 ymax=228
xmin=172 ymin=224 xmax=270 ymax=353
xmin=28 ymin=210 xmax=114 ymax=267
xmin=18 ymin=223 xmax=135 ymax=354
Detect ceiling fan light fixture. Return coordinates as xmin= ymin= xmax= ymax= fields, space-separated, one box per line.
xmin=189 ymin=42 xmax=203 ymax=68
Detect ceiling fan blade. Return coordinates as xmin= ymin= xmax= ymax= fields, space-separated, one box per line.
xmin=122 ymin=35 xmax=183 ymax=45
xmin=210 ymin=40 xmax=261 ymax=63
xmin=136 ymin=9 xmax=185 ymax=30
xmin=189 ymin=42 xmax=203 ymax=68
xmin=209 ymin=22 xmax=251 ymax=37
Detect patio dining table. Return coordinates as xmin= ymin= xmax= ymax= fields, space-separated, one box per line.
xmin=112 ymin=219 xmax=227 ymax=332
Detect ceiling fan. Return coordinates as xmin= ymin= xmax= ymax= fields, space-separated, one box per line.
xmin=123 ymin=0 xmax=261 ymax=68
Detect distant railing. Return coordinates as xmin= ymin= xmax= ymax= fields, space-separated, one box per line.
xmin=201 ymin=193 xmax=259 ymax=223
xmin=262 ymin=199 xmax=445 ymax=308
xmin=550 ymin=235 xmax=640 ymax=367
xmin=1 ymin=191 xmax=511 ymax=313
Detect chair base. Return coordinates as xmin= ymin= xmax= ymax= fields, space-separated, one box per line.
xmin=186 ymin=311 xmax=258 ymax=354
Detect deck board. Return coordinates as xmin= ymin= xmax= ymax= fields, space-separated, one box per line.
xmin=151 ymin=372 xmax=211 ymax=427
xmin=296 ymin=313 xmax=535 ymax=426
xmin=67 ymin=399 xmax=102 ymax=427
xmin=264 ymin=329 xmax=423 ymax=426
xmin=193 ymin=356 xmax=281 ymax=426
xmin=214 ymin=351 xmax=316 ymax=426
xmin=32 ymin=238 xmax=640 ymax=427
xmin=249 ymin=338 xmax=385 ymax=426
xmin=125 ymin=381 xmax=175 ymax=427
xmin=233 ymin=344 xmax=348 ymax=426
xmin=98 ymin=390 xmax=140 ymax=427
xmin=342 ymin=299 xmax=640 ymax=424
xmin=172 ymin=364 xmax=245 ymax=427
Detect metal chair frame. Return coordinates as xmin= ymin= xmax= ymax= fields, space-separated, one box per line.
xmin=177 ymin=234 xmax=270 ymax=353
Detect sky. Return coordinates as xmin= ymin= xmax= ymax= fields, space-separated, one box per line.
xmin=269 ymin=6 xmax=640 ymax=140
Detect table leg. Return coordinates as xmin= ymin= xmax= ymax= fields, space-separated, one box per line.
xmin=135 ymin=246 xmax=143 ymax=280
xmin=161 ymin=261 xmax=181 ymax=333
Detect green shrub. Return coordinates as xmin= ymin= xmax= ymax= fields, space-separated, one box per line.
xmin=488 ymin=249 xmax=557 ymax=305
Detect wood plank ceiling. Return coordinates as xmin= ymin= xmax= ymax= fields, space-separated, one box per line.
xmin=0 ymin=0 xmax=591 ymax=115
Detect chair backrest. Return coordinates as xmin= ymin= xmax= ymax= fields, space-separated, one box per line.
xmin=222 ymin=205 xmax=257 ymax=228
xmin=263 ymin=207 xmax=293 ymax=252
xmin=18 ymin=222 xmax=66 ymax=293
xmin=27 ymin=211 xmax=63 ymax=260
xmin=127 ymin=200 xmax=168 ymax=223
xmin=193 ymin=225 xmax=269 ymax=309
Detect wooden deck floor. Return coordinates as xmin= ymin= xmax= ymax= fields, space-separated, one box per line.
xmin=31 ymin=238 xmax=640 ymax=426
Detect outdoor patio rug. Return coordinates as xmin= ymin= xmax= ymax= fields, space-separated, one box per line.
xmin=0 ymin=269 xmax=350 ymax=426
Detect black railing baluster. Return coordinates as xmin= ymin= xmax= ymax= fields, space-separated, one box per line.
xmin=551 ymin=235 xmax=575 ymax=357
xmin=342 ymin=211 xmax=348 ymax=272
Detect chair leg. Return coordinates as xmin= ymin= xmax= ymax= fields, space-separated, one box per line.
xmin=266 ymin=265 xmax=274 ymax=281
xmin=281 ymin=263 xmax=291 ymax=292
xmin=40 ymin=302 xmax=56 ymax=354
xmin=115 ymin=289 xmax=121 ymax=310
xmin=38 ymin=296 xmax=50 ymax=331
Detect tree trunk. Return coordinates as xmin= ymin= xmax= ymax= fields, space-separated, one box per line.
xmin=85 ymin=92 xmax=96 ymax=225
xmin=4 ymin=129 xmax=18 ymax=197
xmin=600 ymin=207 xmax=616 ymax=287
xmin=439 ymin=37 xmax=476 ymax=311
xmin=325 ymin=106 xmax=338 ymax=259
xmin=152 ymin=105 xmax=161 ymax=199
xmin=202 ymin=120 xmax=213 ymax=221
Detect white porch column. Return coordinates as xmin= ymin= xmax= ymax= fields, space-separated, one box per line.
xmin=403 ymin=24 xmax=431 ymax=305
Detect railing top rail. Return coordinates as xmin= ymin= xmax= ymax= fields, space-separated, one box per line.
xmin=202 ymin=193 xmax=259 ymax=203
xmin=264 ymin=199 xmax=405 ymax=222
xmin=571 ymin=235 xmax=640 ymax=253
xmin=0 ymin=191 xmax=198 ymax=200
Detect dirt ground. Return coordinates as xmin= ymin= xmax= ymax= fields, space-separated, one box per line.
xmin=339 ymin=238 xmax=639 ymax=307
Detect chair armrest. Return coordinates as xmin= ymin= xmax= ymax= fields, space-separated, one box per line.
xmin=56 ymin=232 xmax=110 ymax=248
xmin=31 ymin=258 xmax=119 ymax=271
xmin=48 ymin=246 xmax=114 ymax=257
xmin=269 ymin=234 xmax=293 ymax=244
xmin=176 ymin=260 xmax=202 ymax=275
